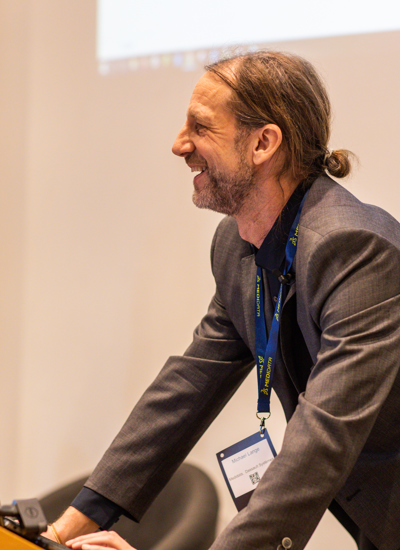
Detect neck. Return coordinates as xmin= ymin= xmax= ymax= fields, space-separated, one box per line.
xmin=234 ymin=177 xmax=298 ymax=248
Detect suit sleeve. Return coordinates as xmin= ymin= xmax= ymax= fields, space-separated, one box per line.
xmin=84 ymin=222 xmax=255 ymax=522
xmin=210 ymin=227 xmax=400 ymax=550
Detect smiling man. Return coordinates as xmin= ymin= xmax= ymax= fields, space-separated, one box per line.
xmin=44 ymin=52 xmax=400 ymax=550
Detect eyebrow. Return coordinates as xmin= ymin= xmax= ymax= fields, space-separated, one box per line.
xmin=186 ymin=108 xmax=213 ymax=126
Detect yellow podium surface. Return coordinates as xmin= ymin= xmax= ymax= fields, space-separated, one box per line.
xmin=0 ymin=525 xmax=39 ymax=549
xmin=0 ymin=525 xmax=64 ymax=550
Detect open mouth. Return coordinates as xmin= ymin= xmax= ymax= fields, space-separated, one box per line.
xmin=191 ymin=166 xmax=207 ymax=174
xmin=191 ymin=165 xmax=208 ymax=187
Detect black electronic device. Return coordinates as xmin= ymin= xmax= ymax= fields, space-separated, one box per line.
xmin=0 ymin=499 xmax=67 ymax=549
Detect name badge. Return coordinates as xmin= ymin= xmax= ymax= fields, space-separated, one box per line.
xmin=217 ymin=430 xmax=276 ymax=511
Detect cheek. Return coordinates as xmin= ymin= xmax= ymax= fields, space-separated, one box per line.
xmin=225 ymin=152 xmax=242 ymax=171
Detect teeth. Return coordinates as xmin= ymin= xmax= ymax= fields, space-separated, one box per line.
xmin=191 ymin=166 xmax=207 ymax=173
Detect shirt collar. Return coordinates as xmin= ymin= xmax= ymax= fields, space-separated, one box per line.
xmin=255 ymin=185 xmax=307 ymax=273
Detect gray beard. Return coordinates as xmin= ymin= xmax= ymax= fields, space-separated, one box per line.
xmin=192 ymin=158 xmax=256 ymax=216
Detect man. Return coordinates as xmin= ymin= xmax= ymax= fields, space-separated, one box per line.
xmin=45 ymin=52 xmax=400 ymax=550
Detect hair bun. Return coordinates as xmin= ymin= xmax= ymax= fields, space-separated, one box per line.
xmin=326 ymin=149 xmax=353 ymax=178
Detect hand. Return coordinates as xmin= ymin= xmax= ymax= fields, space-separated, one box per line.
xmin=40 ymin=507 xmax=99 ymax=544
xmin=66 ymin=531 xmax=136 ymax=550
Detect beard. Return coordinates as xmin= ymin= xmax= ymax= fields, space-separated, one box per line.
xmin=190 ymin=148 xmax=256 ymax=217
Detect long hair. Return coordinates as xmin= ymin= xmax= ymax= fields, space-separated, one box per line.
xmin=206 ymin=51 xmax=353 ymax=186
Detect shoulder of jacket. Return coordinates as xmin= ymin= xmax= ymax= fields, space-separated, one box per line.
xmin=301 ymin=175 xmax=400 ymax=240
xmin=211 ymin=216 xmax=253 ymax=269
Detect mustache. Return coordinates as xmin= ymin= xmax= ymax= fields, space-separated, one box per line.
xmin=185 ymin=153 xmax=207 ymax=167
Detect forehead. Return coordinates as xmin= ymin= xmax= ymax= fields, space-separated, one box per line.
xmin=186 ymin=72 xmax=236 ymax=125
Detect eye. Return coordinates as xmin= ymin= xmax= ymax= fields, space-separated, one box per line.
xmin=195 ymin=122 xmax=207 ymax=134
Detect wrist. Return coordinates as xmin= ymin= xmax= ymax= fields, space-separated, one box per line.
xmin=53 ymin=506 xmax=98 ymax=544
xmin=49 ymin=524 xmax=62 ymax=544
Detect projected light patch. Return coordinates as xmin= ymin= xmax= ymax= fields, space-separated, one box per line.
xmin=97 ymin=0 xmax=400 ymax=74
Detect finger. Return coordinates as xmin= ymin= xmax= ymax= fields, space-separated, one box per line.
xmin=66 ymin=532 xmax=108 ymax=549
xmin=67 ymin=531 xmax=134 ymax=550
xmin=66 ymin=531 xmax=110 ymax=545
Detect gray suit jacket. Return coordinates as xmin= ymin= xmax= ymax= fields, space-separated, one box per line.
xmin=86 ymin=176 xmax=400 ymax=550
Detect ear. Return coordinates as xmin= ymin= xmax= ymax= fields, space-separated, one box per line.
xmin=251 ymin=124 xmax=283 ymax=166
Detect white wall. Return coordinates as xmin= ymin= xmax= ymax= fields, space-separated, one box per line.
xmin=1 ymin=2 xmax=399 ymax=549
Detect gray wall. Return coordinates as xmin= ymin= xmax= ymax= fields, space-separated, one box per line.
xmin=1 ymin=2 xmax=399 ymax=548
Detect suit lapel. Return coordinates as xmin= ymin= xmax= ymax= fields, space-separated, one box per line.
xmin=241 ymin=254 xmax=257 ymax=356
xmin=240 ymin=254 xmax=275 ymax=357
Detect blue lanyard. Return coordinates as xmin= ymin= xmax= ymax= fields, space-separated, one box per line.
xmin=255 ymin=192 xmax=308 ymax=423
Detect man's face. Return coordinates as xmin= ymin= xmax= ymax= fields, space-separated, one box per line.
xmin=172 ymin=72 xmax=256 ymax=216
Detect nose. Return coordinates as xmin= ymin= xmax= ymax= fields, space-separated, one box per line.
xmin=172 ymin=123 xmax=194 ymax=157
